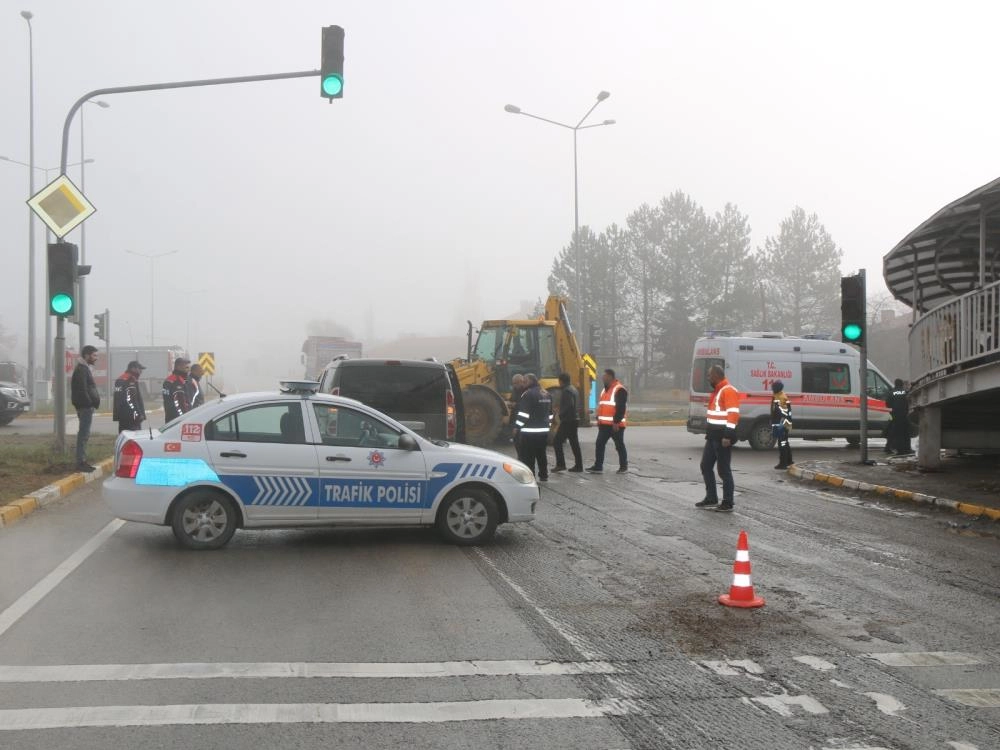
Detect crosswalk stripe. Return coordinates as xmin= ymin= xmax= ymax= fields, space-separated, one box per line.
xmin=0 ymin=698 xmax=633 ymax=730
xmin=865 ymin=652 xmax=984 ymax=667
xmin=934 ymin=689 xmax=1000 ymax=708
xmin=0 ymin=660 xmax=619 ymax=683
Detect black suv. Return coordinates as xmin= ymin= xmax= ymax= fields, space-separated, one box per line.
xmin=318 ymin=358 xmax=466 ymax=443
xmin=0 ymin=361 xmax=30 ymax=426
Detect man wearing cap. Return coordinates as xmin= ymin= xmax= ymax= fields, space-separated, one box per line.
xmin=162 ymin=357 xmax=191 ymax=423
xmin=114 ymin=360 xmax=147 ymax=433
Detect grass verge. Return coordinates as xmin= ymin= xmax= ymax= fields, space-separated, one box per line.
xmin=0 ymin=434 xmax=116 ymax=506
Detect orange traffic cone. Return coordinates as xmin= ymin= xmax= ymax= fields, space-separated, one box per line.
xmin=719 ymin=529 xmax=765 ymax=608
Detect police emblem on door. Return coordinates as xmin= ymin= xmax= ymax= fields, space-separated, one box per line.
xmin=367 ymin=450 xmax=386 ymax=468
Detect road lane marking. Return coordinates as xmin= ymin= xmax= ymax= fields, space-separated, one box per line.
xmin=865 ymin=652 xmax=984 ymax=667
xmin=0 ymin=519 xmax=124 ymax=640
xmin=864 ymin=692 xmax=907 ymax=716
xmin=699 ymin=659 xmax=765 ymax=677
xmin=793 ymin=655 xmax=837 ymax=671
xmin=934 ymin=689 xmax=1000 ymax=708
xmin=0 ymin=659 xmax=619 ymax=683
xmin=0 ymin=698 xmax=633 ymax=730
xmin=750 ymin=694 xmax=828 ymax=717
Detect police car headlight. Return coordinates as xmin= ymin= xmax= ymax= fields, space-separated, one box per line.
xmin=503 ymin=462 xmax=534 ymax=485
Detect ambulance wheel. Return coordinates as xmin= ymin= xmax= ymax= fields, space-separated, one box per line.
xmin=747 ymin=420 xmax=776 ymax=451
xmin=437 ymin=488 xmax=498 ymax=545
xmin=171 ymin=490 xmax=237 ymax=550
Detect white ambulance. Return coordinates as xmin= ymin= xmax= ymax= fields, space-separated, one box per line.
xmin=687 ymin=333 xmax=894 ymax=449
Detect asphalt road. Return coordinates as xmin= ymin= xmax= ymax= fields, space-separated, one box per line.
xmin=0 ymin=428 xmax=997 ymax=749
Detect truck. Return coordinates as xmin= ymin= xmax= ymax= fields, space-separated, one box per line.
xmin=0 ymin=361 xmax=29 ymax=426
xmin=450 ymin=295 xmax=593 ymax=446
xmin=302 ymin=336 xmax=364 ymax=380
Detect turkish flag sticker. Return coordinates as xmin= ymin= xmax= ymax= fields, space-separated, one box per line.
xmin=164 ymin=442 xmax=182 ymax=453
xmin=181 ymin=423 xmax=203 ymax=442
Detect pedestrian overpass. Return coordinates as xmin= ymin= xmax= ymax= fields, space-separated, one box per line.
xmin=883 ymin=177 xmax=1000 ymax=468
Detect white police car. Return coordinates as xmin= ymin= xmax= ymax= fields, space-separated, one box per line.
xmin=103 ymin=382 xmax=538 ymax=549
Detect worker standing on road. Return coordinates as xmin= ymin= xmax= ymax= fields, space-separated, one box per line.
xmin=185 ymin=363 xmax=206 ymax=409
xmin=70 ymin=345 xmax=101 ymax=473
xmin=587 ymin=369 xmax=628 ymax=474
xmin=509 ymin=373 xmax=528 ymax=461
xmin=770 ymin=380 xmax=794 ymax=470
xmin=695 ymin=364 xmax=740 ymax=512
xmin=886 ymin=378 xmax=911 ymax=455
xmin=162 ymin=357 xmax=191 ymax=423
xmin=513 ymin=373 xmax=553 ymax=482
xmin=552 ymin=372 xmax=584 ymax=473
xmin=113 ymin=360 xmax=147 ymax=433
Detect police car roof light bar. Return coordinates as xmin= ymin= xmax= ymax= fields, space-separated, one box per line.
xmin=280 ymin=380 xmax=321 ymax=395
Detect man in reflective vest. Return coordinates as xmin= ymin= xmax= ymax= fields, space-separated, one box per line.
xmin=512 ymin=373 xmax=553 ymax=481
xmin=587 ymin=369 xmax=628 ymax=474
xmin=696 ymin=364 xmax=740 ymax=511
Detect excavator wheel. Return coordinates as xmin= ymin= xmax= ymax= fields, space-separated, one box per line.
xmin=463 ymin=388 xmax=504 ymax=447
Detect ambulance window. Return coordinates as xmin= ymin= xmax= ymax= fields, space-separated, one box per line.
xmin=866 ymin=370 xmax=891 ymax=400
xmin=802 ymin=363 xmax=851 ymax=394
xmin=692 ymin=358 xmax=724 ymax=393
xmin=206 ymin=403 xmax=306 ymax=444
xmin=313 ymin=404 xmax=403 ymax=449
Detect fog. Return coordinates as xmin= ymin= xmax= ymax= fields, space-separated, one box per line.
xmin=2 ymin=0 xmax=998 ymax=390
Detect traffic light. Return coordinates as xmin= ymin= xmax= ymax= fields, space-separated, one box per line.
xmin=47 ymin=243 xmax=76 ymax=317
xmin=320 ymin=25 xmax=345 ymax=100
xmin=94 ymin=311 xmax=107 ymax=342
xmin=840 ymin=273 xmax=866 ymax=346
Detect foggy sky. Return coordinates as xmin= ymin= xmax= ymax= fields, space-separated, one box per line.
xmin=3 ymin=1 xmax=999 ymax=388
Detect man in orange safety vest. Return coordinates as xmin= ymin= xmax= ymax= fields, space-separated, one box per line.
xmin=586 ymin=369 xmax=628 ymax=474
xmin=695 ymin=364 xmax=740 ymax=512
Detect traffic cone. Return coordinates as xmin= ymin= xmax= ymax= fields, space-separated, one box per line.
xmin=719 ymin=529 xmax=765 ymax=608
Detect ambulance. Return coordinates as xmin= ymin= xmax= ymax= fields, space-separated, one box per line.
xmin=687 ymin=333 xmax=893 ymax=449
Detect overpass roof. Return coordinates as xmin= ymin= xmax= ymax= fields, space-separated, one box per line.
xmin=883 ymin=176 xmax=1000 ymax=313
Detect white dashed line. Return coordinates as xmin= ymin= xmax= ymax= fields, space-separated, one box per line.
xmin=934 ymin=689 xmax=1000 ymax=708
xmin=864 ymin=692 xmax=907 ymax=716
xmin=750 ymin=693 xmax=828 ymax=717
xmin=865 ymin=652 xmax=983 ymax=667
xmin=793 ymin=655 xmax=837 ymax=671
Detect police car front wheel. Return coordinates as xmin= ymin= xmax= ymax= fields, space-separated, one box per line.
xmin=437 ymin=488 xmax=499 ymax=546
xmin=171 ymin=490 xmax=238 ymax=550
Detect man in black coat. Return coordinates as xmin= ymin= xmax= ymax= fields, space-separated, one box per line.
xmin=70 ymin=345 xmax=101 ymax=472
xmin=512 ymin=373 xmax=553 ymax=482
xmin=114 ymin=360 xmax=147 ymax=432
xmin=552 ymin=373 xmax=583 ymax=472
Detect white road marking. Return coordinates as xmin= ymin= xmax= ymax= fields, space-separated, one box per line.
xmin=830 ymin=679 xmax=855 ymax=689
xmin=0 ymin=659 xmax=619 ymax=683
xmin=793 ymin=655 xmax=837 ymax=671
xmin=934 ymin=689 xmax=1000 ymax=708
xmin=864 ymin=692 xmax=907 ymax=716
xmin=700 ymin=659 xmax=764 ymax=676
xmin=947 ymin=743 xmax=980 ymax=750
xmin=0 ymin=519 xmax=124 ymax=640
xmin=751 ymin=694 xmax=828 ymax=717
xmin=865 ymin=652 xmax=984 ymax=667
xmin=0 ymin=698 xmax=633 ymax=730
xmin=821 ymin=746 xmax=894 ymax=750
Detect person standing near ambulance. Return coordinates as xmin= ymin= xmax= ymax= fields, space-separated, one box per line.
xmin=696 ymin=364 xmax=740 ymax=511
xmin=770 ymin=380 xmax=794 ymax=469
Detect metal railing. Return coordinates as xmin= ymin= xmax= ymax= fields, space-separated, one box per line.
xmin=910 ymin=279 xmax=1000 ymax=385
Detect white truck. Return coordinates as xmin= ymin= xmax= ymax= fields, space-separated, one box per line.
xmin=687 ymin=333 xmax=894 ymax=449
xmin=302 ymin=336 xmax=363 ymax=380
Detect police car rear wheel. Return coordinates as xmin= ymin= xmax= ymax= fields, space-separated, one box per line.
xmin=172 ymin=491 xmax=237 ymax=550
xmin=437 ymin=489 xmax=498 ymax=545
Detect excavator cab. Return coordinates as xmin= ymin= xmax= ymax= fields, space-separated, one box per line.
xmin=473 ymin=323 xmax=560 ymax=394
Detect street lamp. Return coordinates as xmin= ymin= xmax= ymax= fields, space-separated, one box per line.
xmin=126 ymin=250 xmax=179 ymax=346
xmin=504 ymin=91 xmax=616 ymax=333
xmin=21 ymin=9 xmax=36 ymax=406
xmin=79 ymin=99 xmax=110 ymax=349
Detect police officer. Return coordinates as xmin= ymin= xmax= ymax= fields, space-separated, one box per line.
xmin=509 ymin=373 xmax=528 ymax=460
xmin=513 ymin=373 xmax=553 ymax=482
xmin=185 ymin=363 xmax=205 ymax=409
xmin=114 ymin=360 xmax=147 ymax=432
xmin=770 ymin=380 xmax=794 ymax=469
xmin=162 ymin=357 xmax=191 ymax=423
xmin=885 ymin=378 xmax=911 ymax=455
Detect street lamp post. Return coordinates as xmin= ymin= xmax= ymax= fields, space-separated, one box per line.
xmin=504 ymin=91 xmax=615 ymax=333
xmin=79 ymin=100 xmax=110 ymax=349
xmin=126 ymin=250 xmax=178 ymax=345
xmin=21 ymin=9 xmax=36 ymax=406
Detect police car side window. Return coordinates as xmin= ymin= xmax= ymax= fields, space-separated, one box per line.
xmin=207 ymin=404 xmax=307 ymax=445
xmin=312 ymin=404 xmax=402 ymax=449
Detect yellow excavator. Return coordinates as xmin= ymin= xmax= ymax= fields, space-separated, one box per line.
xmin=451 ymin=295 xmax=593 ymax=446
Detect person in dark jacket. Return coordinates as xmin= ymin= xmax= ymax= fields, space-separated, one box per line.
xmin=512 ymin=373 xmax=553 ymax=482
xmin=162 ymin=358 xmax=191 ymax=423
xmin=508 ymin=373 xmax=528 ymax=461
xmin=114 ymin=360 xmax=147 ymax=432
xmin=71 ymin=345 xmax=101 ymax=472
xmin=184 ymin=363 xmax=205 ymax=409
xmin=885 ymin=378 xmax=912 ymax=455
xmin=552 ymin=373 xmax=583 ymax=472
xmin=770 ymin=380 xmax=794 ymax=469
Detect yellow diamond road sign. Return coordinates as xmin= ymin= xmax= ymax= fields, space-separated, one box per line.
xmin=27 ymin=174 xmax=96 ymax=239
xmin=198 ymin=352 xmax=216 ymax=376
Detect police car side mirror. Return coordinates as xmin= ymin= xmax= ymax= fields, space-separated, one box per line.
xmin=398 ymin=433 xmax=419 ymax=451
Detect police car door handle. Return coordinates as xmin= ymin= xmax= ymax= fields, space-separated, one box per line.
xmin=220 ymin=450 xmax=247 ymax=458
xmin=326 ymin=454 xmax=352 ymax=462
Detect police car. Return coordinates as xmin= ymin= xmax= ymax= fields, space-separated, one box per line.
xmin=103 ymin=382 xmax=538 ymax=550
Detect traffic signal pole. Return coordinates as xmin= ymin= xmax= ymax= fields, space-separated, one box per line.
xmin=858 ymin=269 xmax=871 ymax=466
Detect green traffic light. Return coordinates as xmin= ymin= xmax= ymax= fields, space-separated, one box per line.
xmin=842 ymin=323 xmax=863 ymax=341
xmin=51 ymin=293 xmax=73 ymax=315
xmin=322 ymin=74 xmax=343 ymax=97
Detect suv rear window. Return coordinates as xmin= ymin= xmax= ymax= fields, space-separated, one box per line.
xmin=338 ymin=365 xmax=448 ymax=414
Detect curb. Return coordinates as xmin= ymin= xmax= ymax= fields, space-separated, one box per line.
xmin=786 ymin=465 xmax=1000 ymax=522
xmin=0 ymin=457 xmax=113 ymax=529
